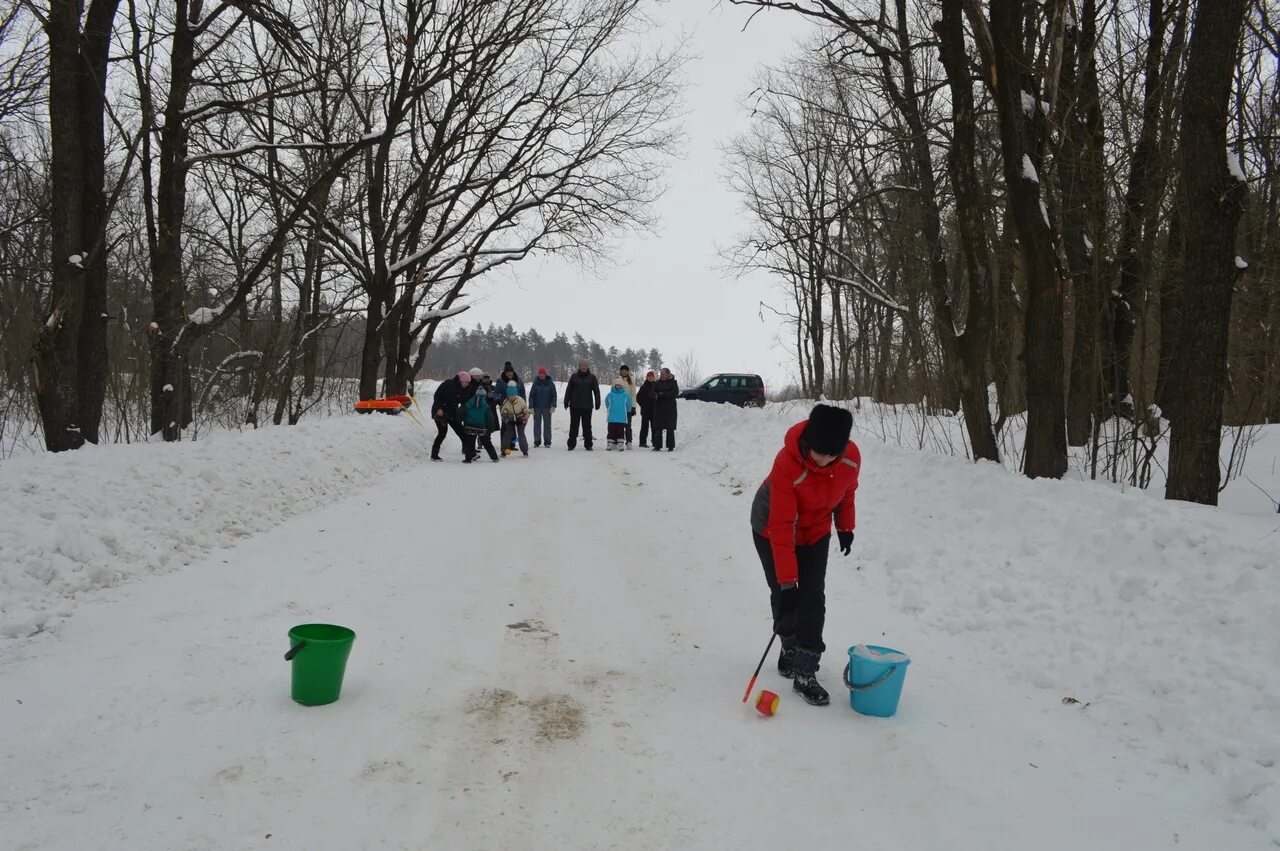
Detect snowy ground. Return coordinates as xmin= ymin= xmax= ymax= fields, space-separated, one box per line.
xmin=1 ymin=400 xmax=1277 ymax=849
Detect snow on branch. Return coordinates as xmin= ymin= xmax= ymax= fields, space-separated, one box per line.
xmin=188 ymin=306 xmax=222 ymax=325
xmin=1226 ymin=149 xmax=1247 ymax=182
xmin=419 ymin=304 xmax=470 ymax=322
xmin=1021 ymin=154 xmax=1039 ymax=184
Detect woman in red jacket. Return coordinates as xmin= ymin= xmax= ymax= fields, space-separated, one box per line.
xmin=749 ymin=404 xmax=860 ymax=705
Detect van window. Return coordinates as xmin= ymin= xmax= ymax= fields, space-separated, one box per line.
xmin=703 ymin=377 xmax=721 ymax=388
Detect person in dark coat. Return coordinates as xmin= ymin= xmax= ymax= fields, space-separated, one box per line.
xmin=528 ymin=367 xmax=558 ymax=447
xmin=430 ymin=371 xmax=472 ymax=461
xmin=636 ymin=370 xmax=656 ymax=447
xmin=479 ymin=371 xmax=501 ymax=412
xmin=749 ymin=404 xmax=860 ymax=706
xmin=650 ymin=367 xmax=679 ymax=451
xmin=563 ymin=361 xmax=601 ymax=450
xmin=495 ymin=361 xmax=526 ymax=400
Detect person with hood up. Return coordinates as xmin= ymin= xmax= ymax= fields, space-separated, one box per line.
xmin=430 ymin=371 xmax=473 ymax=461
xmin=499 ymin=384 xmax=531 ymax=456
xmin=495 ymin=361 xmax=526 ymax=400
xmin=617 ymin=365 xmax=638 ymax=447
xmin=650 ymin=367 xmax=679 ymax=451
xmin=636 ymin=370 xmax=657 ymax=447
xmin=563 ymin=361 xmax=601 ymax=451
xmin=528 ymin=367 xmax=558 ymax=447
xmin=749 ymin=404 xmax=860 ymax=706
xmin=458 ymin=383 xmax=500 ymax=463
xmin=604 ymin=379 xmax=632 ymax=450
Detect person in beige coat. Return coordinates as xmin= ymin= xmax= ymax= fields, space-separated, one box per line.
xmin=618 ymin=365 xmax=638 ymax=447
xmin=499 ymin=384 xmax=531 ymax=456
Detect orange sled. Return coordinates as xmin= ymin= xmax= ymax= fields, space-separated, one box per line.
xmin=354 ymin=399 xmax=406 ymax=414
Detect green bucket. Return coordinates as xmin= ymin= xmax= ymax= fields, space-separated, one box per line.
xmin=285 ymin=624 xmax=355 ymax=706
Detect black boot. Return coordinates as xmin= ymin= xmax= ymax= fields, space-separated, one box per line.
xmin=791 ymin=648 xmax=829 ymax=706
xmin=777 ymin=646 xmax=797 ymax=679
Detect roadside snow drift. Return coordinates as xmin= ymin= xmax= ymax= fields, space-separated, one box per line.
xmin=0 ymin=415 xmax=428 ymax=638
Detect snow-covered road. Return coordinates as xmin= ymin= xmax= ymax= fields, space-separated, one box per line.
xmin=2 ymin=404 xmax=1276 ymax=849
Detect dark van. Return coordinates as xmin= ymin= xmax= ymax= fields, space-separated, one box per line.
xmin=679 ymin=374 xmax=766 ymax=407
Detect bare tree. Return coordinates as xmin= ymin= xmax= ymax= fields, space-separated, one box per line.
xmin=302 ymin=0 xmax=681 ymax=401
xmin=31 ymin=0 xmax=122 ymax=450
xmin=672 ymin=351 xmax=701 ymax=388
xmin=1163 ymin=0 xmax=1251 ymax=503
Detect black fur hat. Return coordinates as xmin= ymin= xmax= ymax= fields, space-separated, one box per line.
xmin=803 ymin=404 xmax=853 ymax=456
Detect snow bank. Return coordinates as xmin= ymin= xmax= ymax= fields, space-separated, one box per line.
xmin=0 ymin=414 xmax=431 ymax=638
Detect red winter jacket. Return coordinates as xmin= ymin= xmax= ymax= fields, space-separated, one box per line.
xmin=750 ymin=420 xmax=860 ymax=585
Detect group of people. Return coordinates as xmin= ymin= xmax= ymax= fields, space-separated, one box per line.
xmin=429 ymin=361 xmax=681 ymax=462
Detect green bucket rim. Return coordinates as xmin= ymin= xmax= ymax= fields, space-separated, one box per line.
xmin=288 ymin=623 xmax=356 ymax=643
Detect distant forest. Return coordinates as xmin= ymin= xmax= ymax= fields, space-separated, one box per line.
xmin=425 ymin=324 xmax=662 ymax=381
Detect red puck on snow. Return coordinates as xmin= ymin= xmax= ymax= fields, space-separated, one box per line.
xmin=755 ymin=689 xmax=780 ymax=716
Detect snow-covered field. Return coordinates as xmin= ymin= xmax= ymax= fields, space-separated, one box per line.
xmin=1 ymin=399 xmax=1277 ymax=849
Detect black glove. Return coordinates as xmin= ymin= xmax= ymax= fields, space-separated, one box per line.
xmin=564 ymin=402 xmax=570 ymax=410
xmin=774 ymin=582 xmax=799 ymax=637
xmin=837 ymin=530 xmax=854 ymax=556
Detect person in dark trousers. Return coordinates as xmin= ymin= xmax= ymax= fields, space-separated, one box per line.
xmin=617 ymin=365 xmax=638 ymax=447
xmin=458 ymin=384 xmax=500 ymax=462
xmin=650 ymin=367 xmax=679 ymax=451
xmin=636 ymin=371 xmax=656 ymax=447
xmin=563 ymin=361 xmax=600 ymax=450
xmin=495 ymin=361 xmax=526 ymax=400
xmin=430 ymin=371 xmax=473 ymax=461
xmin=528 ymin=367 xmax=558 ymax=447
xmin=749 ymin=404 xmax=860 ymax=706
xmin=499 ymin=384 xmax=530 ymax=456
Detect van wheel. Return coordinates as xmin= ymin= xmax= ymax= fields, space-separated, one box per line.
xmin=745 ymin=397 xmax=765 ymax=408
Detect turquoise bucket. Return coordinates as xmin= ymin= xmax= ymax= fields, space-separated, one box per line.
xmin=844 ymin=645 xmax=911 ymax=717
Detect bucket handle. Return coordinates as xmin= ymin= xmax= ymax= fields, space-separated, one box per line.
xmin=844 ymin=661 xmax=897 ymax=692
xmin=284 ymin=641 xmax=305 ymax=661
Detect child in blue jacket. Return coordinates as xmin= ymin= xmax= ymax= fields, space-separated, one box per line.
xmin=605 ymin=379 xmax=632 ymax=451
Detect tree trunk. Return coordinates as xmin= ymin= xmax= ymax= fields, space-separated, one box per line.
xmin=1112 ymin=0 xmax=1188 ymax=418
xmin=1164 ymin=0 xmax=1250 ymax=504
xmin=1060 ymin=0 xmax=1107 ymax=447
xmin=149 ymin=0 xmax=198 ymax=441
xmin=935 ymin=0 xmax=1000 ymax=462
xmin=359 ymin=298 xmax=383 ymax=400
xmin=34 ymin=0 xmax=121 ymax=451
xmin=984 ymin=0 xmax=1068 ymax=478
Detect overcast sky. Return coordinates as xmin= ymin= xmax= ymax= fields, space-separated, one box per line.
xmin=444 ymin=1 xmax=815 ymax=388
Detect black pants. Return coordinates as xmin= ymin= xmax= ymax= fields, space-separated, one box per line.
xmin=432 ymin=416 xmax=465 ymax=458
xmin=625 ymin=411 xmax=634 ymax=444
xmin=651 ymin=425 xmax=675 ymax=450
xmin=462 ymin=431 xmax=498 ymax=460
xmin=639 ymin=413 xmax=652 ymax=446
xmin=753 ymin=531 xmax=829 ymax=657
xmin=567 ymin=408 xmax=593 ymax=449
